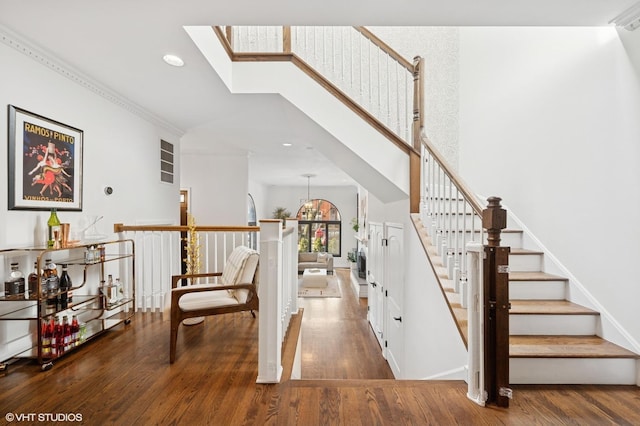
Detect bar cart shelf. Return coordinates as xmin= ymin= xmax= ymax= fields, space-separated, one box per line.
xmin=0 ymin=239 xmax=134 ymax=372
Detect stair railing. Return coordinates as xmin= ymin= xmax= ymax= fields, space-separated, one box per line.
xmin=220 ymin=26 xmax=416 ymax=150
xmin=420 ymin=134 xmax=485 ymax=301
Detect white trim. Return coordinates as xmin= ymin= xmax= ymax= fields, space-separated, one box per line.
xmin=0 ymin=24 xmax=184 ymax=137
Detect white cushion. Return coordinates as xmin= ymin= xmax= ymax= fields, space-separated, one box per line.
xmin=317 ymin=252 xmax=329 ymax=263
xmin=179 ymin=289 xmax=239 ymax=312
xmin=221 ymin=246 xmax=257 ymax=286
xmin=233 ymin=253 xmax=259 ymax=304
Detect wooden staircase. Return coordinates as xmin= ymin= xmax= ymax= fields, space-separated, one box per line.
xmin=411 ymin=213 xmax=639 ymax=385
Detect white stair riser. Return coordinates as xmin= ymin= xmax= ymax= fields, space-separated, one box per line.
xmin=510 ymin=281 xmax=566 ymax=300
xmin=510 ymin=315 xmax=597 ymax=335
xmin=509 ymin=254 xmax=543 ymax=272
xmin=510 ymin=358 xmax=638 ymax=385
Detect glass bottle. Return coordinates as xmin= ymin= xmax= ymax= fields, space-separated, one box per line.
xmin=59 ymin=264 xmax=72 ymax=309
xmin=107 ymin=274 xmax=117 ymax=305
xmin=41 ymin=319 xmax=51 ymax=359
xmin=44 ymin=259 xmax=59 ymax=314
xmin=28 ymin=261 xmax=40 ymax=299
xmin=54 ymin=317 xmax=64 ymax=356
xmin=47 ymin=208 xmax=61 ymax=249
xmin=62 ymin=316 xmax=71 ymax=352
xmin=4 ymin=262 xmax=25 ymax=297
xmin=71 ymin=315 xmax=79 ymax=347
xmin=49 ymin=317 xmax=58 ymax=358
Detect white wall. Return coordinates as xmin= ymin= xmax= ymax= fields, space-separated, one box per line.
xmin=368 ymin=27 xmax=460 ymax=170
xmin=265 ymin=185 xmax=357 ymax=267
xmin=0 ymin=37 xmax=180 ymax=362
xmin=404 ymin=222 xmax=468 ymax=379
xmin=459 ymin=27 xmax=640 ymax=344
xmin=0 ymin=40 xmax=180 ymax=249
xmin=180 ymin=152 xmax=248 ymax=225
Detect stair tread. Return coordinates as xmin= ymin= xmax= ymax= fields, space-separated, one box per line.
xmin=510 ymin=335 xmax=640 ymax=358
xmin=510 ymin=300 xmax=598 ymax=315
xmin=509 ymin=271 xmax=568 ymax=281
xmin=510 ymin=248 xmax=544 ymax=255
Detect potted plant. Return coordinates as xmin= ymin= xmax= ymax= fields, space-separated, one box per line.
xmin=272 ymin=207 xmax=291 ymax=220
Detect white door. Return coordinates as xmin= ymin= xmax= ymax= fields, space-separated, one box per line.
xmin=367 ymin=222 xmax=384 ymax=349
xmin=384 ymin=223 xmax=404 ymax=378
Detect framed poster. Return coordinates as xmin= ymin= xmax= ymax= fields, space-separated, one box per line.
xmin=8 ymin=105 xmax=83 ymax=211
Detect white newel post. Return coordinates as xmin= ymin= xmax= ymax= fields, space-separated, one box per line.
xmin=466 ymin=241 xmax=485 ymax=406
xmin=257 ymin=220 xmax=283 ymax=383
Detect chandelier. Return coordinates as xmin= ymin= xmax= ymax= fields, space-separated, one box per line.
xmin=301 ymin=173 xmax=315 ymax=218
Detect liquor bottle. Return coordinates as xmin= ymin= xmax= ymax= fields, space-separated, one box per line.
xmin=71 ymin=315 xmax=79 ymax=347
xmin=4 ymin=262 xmax=25 ymax=297
xmin=44 ymin=259 xmax=59 ymax=313
xmin=49 ymin=317 xmax=58 ymax=358
xmin=107 ymin=274 xmax=117 ymax=305
xmin=41 ymin=319 xmax=51 ymax=358
xmin=59 ymin=264 xmax=72 ymax=309
xmin=98 ymin=280 xmax=105 ymax=310
xmin=28 ymin=262 xmax=40 ymax=299
xmin=62 ymin=316 xmax=71 ymax=352
xmin=54 ymin=317 xmax=64 ymax=356
xmin=47 ymin=208 xmax=61 ymax=248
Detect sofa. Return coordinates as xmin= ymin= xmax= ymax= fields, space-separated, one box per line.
xmin=298 ymin=252 xmax=334 ymax=275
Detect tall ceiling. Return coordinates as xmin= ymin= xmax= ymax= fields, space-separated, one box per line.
xmin=0 ymin=0 xmax=637 ymax=187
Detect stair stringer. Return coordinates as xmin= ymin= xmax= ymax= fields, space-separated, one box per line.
xmin=185 ymin=25 xmax=410 ymax=204
xmin=506 ymin=205 xmax=640 ymax=358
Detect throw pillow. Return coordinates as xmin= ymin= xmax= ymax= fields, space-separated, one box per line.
xmin=317 ymin=252 xmax=328 ymax=263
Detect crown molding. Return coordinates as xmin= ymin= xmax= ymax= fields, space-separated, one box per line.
xmin=610 ymin=1 xmax=640 ymax=31
xmin=0 ymin=24 xmax=184 ymax=136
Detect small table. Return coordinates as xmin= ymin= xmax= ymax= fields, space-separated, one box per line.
xmin=302 ymin=268 xmax=328 ymax=288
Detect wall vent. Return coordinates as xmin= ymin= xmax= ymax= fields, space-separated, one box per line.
xmin=160 ymin=140 xmax=174 ymax=184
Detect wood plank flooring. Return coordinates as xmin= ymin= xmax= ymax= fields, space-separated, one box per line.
xmin=1 ymin=268 xmax=639 ymax=425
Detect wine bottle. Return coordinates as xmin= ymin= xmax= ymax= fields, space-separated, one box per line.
xmin=28 ymin=262 xmax=39 ymax=299
xmin=55 ymin=317 xmax=64 ymax=356
xmin=47 ymin=208 xmax=61 ymax=248
xmin=49 ymin=318 xmax=58 ymax=358
xmin=62 ymin=316 xmax=71 ymax=352
xmin=71 ymin=315 xmax=79 ymax=347
xmin=59 ymin=264 xmax=72 ymax=309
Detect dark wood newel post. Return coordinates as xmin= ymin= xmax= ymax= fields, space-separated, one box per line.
xmin=482 ymin=196 xmax=511 ymax=408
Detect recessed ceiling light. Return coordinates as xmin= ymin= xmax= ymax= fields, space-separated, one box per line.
xmin=163 ymin=54 xmax=184 ymax=67
xmin=282 ymin=143 xmax=292 ymax=147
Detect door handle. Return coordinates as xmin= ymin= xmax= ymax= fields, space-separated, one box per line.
xmin=393 ymin=316 xmax=402 ymax=322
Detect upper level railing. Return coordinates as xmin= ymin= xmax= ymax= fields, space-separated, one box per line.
xmin=113 ymin=223 xmax=259 ymax=311
xmin=217 ymin=26 xmax=420 ymax=153
xmin=114 ymin=220 xmax=298 ymax=383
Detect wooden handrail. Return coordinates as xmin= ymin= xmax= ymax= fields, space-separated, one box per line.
xmin=354 ymin=27 xmax=414 ymax=72
xmin=212 ymin=26 xmax=417 ymax=157
xmin=420 ymin=133 xmax=484 ymax=216
xmin=113 ymin=223 xmax=259 ymax=233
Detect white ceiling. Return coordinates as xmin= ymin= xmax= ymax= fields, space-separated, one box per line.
xmin=1 ymin=0 xmax=637 ymax=187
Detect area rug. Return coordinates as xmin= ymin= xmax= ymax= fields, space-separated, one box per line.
xmin=298 ymin=276 xmax=342 ymax=298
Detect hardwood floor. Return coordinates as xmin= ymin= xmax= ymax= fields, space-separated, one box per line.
xmin=1 ymin=268 xmax=639 ymax=425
